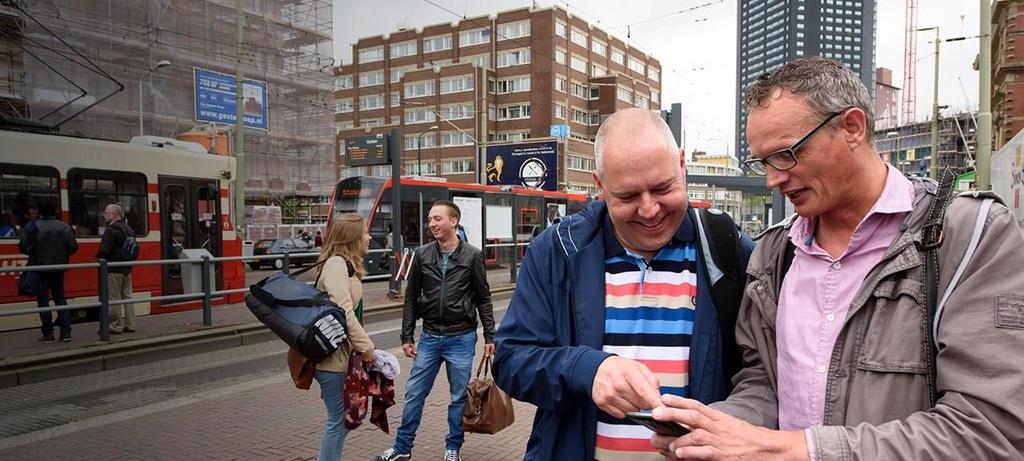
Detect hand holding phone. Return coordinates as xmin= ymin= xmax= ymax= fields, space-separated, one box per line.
xmin=625 ymin=409 xmax=691 ymax=437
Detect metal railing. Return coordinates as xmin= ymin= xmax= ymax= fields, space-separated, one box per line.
xmin=2 ymin=241 xmax=530 ymax=342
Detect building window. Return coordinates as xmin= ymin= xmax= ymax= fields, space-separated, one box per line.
xmin=570 ymin=107 xmax=588 ymax=124
xmin=390 ymin=40 xmax=417 ymax=58
xmin=496 ymin=20 xmax=530 ymax=40
xmin=404 ymin=161 xmax=436 ymax=176
xmin=460 ymin=53 xmax=490 ymax=69
xmin=555 ymin=48 xmax=566 ymax=65
xmin=357 ymin=46 xmax=384 ymax=63
xmin=555 ymin=21 xmax=567 ymax=37
xmin=440 ymin=75 xmax=474 ymax=94
xmin=570 ymin=27 xmax=587 ymax=47
xmin=441 ymin=131 xmax=474 ymax=146
xmin=460 ymin=28 xmax=491 ymax=47
xmin=337 ymin=75 xmax=353 ymax=90
xmin=496 ymin=104 xmax=530 ymax=120
xmin=570 ymin=81 xmax=588 ymax=99
xmin=647 ymin=67 xmax=660 ymax=82
xmin=359 ymin=94 xmax=384 ymax=110
xmin=404 ymin=81 xmax=435 ymax=98
xmin=493 ymin=131 xmax=530 ymax=142
xmin=336 ymin=121 xmax=354 ymax=131
xmin=627 ymin=57 xmax=645 ymax=75
xmin=589 ymin=111 xmax=600 ymax=125
xmin=591 ymin=39 xmax=607 ymax=56
xmin=570 ymin=54 xmax=587 ymax=73
xmin=610 ymin=48 xmax=625 ymax=65
xmin=651 ymin=89 xmax=659 ymax=103
xmin=390 ymin=65 xmax=414 ymax=83
xmin=440 ymin=103 xmax=474 ymax=120
xmin=554 ymin=104 xmax=567 ymax=120
xmin=591 ymin=64 xmax=607 ymax=77
xmin=635 ymin=94 xmax=649 ymax=109
xmin=590 ymin=86 xmax=600 ymax=99
xmin=390 ymin=115 xmax=400 ymax=125
xmin=497 ymin=48 xmax=530 ymax=67
xmin=405 ymin=107 xmax=436 ymax=124
xmin=404 ymin=133 xmax=437 ymax=150
xmin=554 ymin=76 xmax=567 ymax=93
xmin=496 ymin=75 xmax=530 ymax=94
xmin=68 ymin=168 xmax=148 ymax=236
xmin=336 ymin=98 xmax=354 ymax=113
xmin=441 ymin=159 xmax=475 ymax=174
xmin=391 ymin=91 xmax=400 ymax=107
xmin=617 ymin=86 xmax=632 ymax=103
xmin=423 ymin=34 xmax=452 ymax=53
xmin=566 ymin=154 xmax=595 ymax=171
xmin=359 ymin=70 xmax=385 ymax=87
xmin=360 ymin=118 xmax=384 ymax=128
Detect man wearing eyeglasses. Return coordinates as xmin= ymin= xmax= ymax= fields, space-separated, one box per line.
xmin=650 ymin=57 xmax=1024 ymax=460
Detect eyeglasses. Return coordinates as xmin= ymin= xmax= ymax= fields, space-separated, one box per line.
xmin=743 ymin=110 xmax=845 ymax=176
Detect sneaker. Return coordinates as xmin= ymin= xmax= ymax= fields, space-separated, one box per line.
xmin=372 ymin=448 xmax=411 ymax=461
xmin=38 ymin=333 xmax=56 ymax=343
xmin=59 ymin=332 xmax=71 ymax=342
xmin=123 ymin=327 xmax=136 ymax=333
xmin=443 ymin=450 xmax=461 ymax=461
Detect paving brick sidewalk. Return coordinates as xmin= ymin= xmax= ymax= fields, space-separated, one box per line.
xmin=0 ymin=342 xmax=535 ymax=460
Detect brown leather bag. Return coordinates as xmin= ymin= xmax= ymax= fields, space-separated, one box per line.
xmin=462 ymin=355 xmax=515 ymax=434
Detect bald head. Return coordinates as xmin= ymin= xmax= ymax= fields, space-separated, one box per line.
xmin=594 ymin=108 xmax=679 ymax=177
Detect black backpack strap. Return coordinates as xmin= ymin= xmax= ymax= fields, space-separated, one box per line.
xmin=918 ymin=167 xmax=957 ymax=407
xmin=694 ymin=208 xmax=745 ymax=388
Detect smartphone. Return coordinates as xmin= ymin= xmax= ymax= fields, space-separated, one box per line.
xmin=624 ymin=410 xmax=690 ymax=437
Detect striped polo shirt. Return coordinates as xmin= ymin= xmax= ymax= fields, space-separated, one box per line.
xmin=595 ymin=214 xmax=698 ymax=461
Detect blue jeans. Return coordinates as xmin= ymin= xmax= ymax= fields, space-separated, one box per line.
xmin=36 ymin=271 xmax=70 ymax=336
xmin=393 ymin=330 xmax=477 ymax=454
xmin=314 ymin=369 xmax=348 ymax=461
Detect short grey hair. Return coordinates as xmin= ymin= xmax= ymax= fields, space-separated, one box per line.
xmin=105 ymin=203 xmax=124 ymax=219
xmin=594 ymin=108 xmax=679 ymax=176
xmin=744 ymin=57 xmax=874 ymax=141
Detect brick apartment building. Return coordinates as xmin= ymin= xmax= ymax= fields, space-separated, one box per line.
xmin=993 ymin=0 xmax=1024 ymax=149
xmin=334 ymin=5 xmax=662 ymax=194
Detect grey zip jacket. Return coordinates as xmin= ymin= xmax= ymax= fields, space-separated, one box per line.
xmin=713 ymin=178 xmax=1024 ymax=460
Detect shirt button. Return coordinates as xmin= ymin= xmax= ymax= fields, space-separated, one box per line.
xmin=832 ymin=261 xmax=842 ymax=270
xmin=817 ymin=365 xmax=827 ymax=374
xmin=826 ymin=313 xmax=836 ymax=322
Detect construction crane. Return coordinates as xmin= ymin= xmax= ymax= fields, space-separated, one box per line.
xmin=901 ymin=0 xmax=918 ymax=125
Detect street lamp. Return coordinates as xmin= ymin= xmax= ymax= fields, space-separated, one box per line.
xmin=886 ymin=131 xmax=901 ymax=173
xmin=138 ymin=59 xmax=171 ymax=137
xmin=416 ymin=125 xmax=439 ymax=176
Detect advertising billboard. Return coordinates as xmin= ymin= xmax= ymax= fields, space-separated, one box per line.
xmin=194 ymin=67 xmax=268 ymax=130
xmin=485 ymin=140 xmax=558 ymax=191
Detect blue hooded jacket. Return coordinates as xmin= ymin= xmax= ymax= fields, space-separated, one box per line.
xmin=493 ymin=200 xmax=753 ymax=460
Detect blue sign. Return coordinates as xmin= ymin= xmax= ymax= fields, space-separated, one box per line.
xmin=485 ymin=140 xmax=558 ymax=191
xmin=194 ymin=67 xmax=268 ymax=130
xmin=549 ymin=124 xmax=570 ymax=139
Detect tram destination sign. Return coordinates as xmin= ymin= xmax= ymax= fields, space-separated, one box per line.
xmin=345 ymin=135 xmax=390 ymax=166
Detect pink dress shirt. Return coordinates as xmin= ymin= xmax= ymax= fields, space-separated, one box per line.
xmin=773 ymin=166 xmax=914 ymax=456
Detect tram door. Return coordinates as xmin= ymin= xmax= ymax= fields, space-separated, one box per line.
xmin=158 ymin=176 xmax=223 ymax=299
xmin=399 ymin=186 xmax=445 ymax=249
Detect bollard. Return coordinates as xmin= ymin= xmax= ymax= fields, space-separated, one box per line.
xmin=200 ymin=255 xmax=212 ymax=326
xmin=282 ymin=253 xmax=291 ymax=275
xmin=98 ymin=259 xmax=110 ymax=341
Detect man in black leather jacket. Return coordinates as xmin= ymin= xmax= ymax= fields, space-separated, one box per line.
xmin=372 ymin=200 xmax=494 ymax=461
xmin=18 ymin=199 xmax=78 ymax=343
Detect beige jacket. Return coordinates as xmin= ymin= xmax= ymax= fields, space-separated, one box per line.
xmin=714 ymin=179 xmax=1024 ymax=460
xmin=314 ymin=256 xmax=375 ymax=373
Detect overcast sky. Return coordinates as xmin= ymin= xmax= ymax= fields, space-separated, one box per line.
xmin=334 ymin=0 xmax=981 ymax=156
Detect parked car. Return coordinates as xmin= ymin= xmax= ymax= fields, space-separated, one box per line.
xmin=248 ymin=238 xmax=319 ymax=270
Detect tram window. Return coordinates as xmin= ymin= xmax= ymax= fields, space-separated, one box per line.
xmin=0 ymin=163 xmax=60 ymax=238
xmin=67 ymin=169 xmax=148 ymax=237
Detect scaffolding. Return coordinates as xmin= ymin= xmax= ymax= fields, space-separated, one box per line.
xmin=0 ymin=0 xmax=335 ymax=221
xmin=874 ymin=112 xmax=977 ymax=176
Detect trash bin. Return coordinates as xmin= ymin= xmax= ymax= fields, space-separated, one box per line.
xmin=241 ymin=240 xmax=255 ymax=258
xmin=179 ymin=248 xmax=215 ymax=295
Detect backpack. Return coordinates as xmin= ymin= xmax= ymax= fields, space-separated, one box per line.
xmin=692 ymin=207 xmax=747 ymax=390
xmin=115 ymin=222 xmax=140 ymax=261
xmin=247 ymin=261 xmax=349 ymax=363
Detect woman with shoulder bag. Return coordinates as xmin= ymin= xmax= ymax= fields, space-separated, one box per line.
xmin=313 ymin=213 xmax=375 ymax=461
